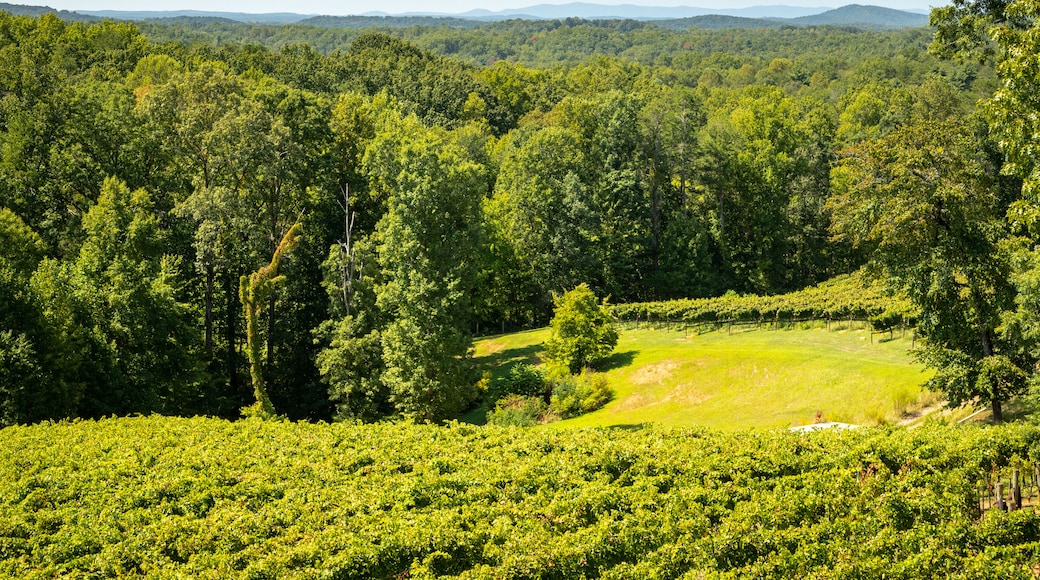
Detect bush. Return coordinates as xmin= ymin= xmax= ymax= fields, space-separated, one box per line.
xmin=486 ymin=394 xmax=546 ymax=426
xmin=487 ymin=364 xmax=546 ymax=406
xmin=486 ymin=367 xmax=612 ymax=425
xmin=548 ymin=370 xmax=613 ymax=420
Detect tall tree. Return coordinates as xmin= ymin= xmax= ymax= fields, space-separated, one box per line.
xmin=144 ymin=67 xmax=331 ymax=417
xmin=699 ymin=87 xmax=836 ymax=294
xmin=31 ymin=177 xmax=201 ymax=417
xmin=140 ymin=63 xmax=246 ymax=397
xmin=639 ymin=85 xmax=714 ymax=299
xmin=931 ymin=0 xmax=1040 ymax=410
xmin=0 ymin=210 xmax=77 ymax=425
xmin=365 ymin=115 xmax=485 ymax=421
xmin=489 ymin=125 xmax=598 ymax=311
xmin=829 ymin=118 xmax=1022 ymax=420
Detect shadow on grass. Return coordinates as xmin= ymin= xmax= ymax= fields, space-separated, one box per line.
xmin=995 ymin=399 xmax=1037 ymax=424
xmin=458 ymin=402 xmax=489 ymax=426
xmin=596 ymin=349 xmax=638 ymax=372
xmin=476 ymin=344 xmax=543 ymax=375
xmin=604 ymin=423 xmax=648 ymax=431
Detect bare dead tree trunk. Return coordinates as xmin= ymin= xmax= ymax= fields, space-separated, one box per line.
xmin=338 ymin=185 xmax=359 ymax=318
xmin=226 ymin=272 xmax=239 ymax=393
xmin=650 ymin=128 xmax=662 ymax=276
xmin=717 ymin=190 xmax=725 ymax=239
xmin=678 ymin=106 xmax=689 ymax=219
xmin=267 ymin=289 xmax=276 ymax=365
xmin=205 ymin=264 xmax=214 ymax=357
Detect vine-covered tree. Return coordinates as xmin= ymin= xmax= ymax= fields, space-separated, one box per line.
xmin=240 ymin=223 xmax=302 ymax=418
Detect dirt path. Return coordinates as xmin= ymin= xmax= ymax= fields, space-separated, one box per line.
xmin=897 ymin=403 xmax=944 ymax=427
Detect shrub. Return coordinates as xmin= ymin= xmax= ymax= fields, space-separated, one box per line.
xmin=487 ymin=364 xmax=546 ymax=406
xmin=490 ymin=363 xmax=549 ymax=405
xmin=508 ymin=364 xmax=546 ymax=397
xmin=548 ymin=370 xmax=613 ymax=419
xmin=487 ymin=394 xmax=546 ymax=426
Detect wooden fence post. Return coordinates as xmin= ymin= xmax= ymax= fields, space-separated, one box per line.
xmin=996 ymin=481 xmax=1007 ymax=511
xmin=1034 ymin=464 xmax=1040 ymax=507
xmin=1013 ymin=469 xmax=1023 ymax=510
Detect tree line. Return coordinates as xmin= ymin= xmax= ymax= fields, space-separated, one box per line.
xmin=0 ymin=4 xmax=1036 ymax=424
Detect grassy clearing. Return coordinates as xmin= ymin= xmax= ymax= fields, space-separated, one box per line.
xmin=472 ymin=323 xmax=933 ymax=430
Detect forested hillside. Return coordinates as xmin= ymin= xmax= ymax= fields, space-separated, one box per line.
xmin=1 ymin=1 xmax=1039 ymax=425
xmin=135 ymin=17 xmax=942 ymax=66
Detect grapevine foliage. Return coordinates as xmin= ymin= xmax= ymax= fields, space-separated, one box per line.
xmin=2 ymin=417 xmax=1040 ymax=578
xmin=613 ymin=272 xmax=917 ymax=329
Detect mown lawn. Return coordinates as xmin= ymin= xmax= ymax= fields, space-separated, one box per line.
xmin=473 ymin=323 xmax=932 ymax=429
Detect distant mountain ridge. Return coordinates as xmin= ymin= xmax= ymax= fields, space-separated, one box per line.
xmin=792 ymin=4 xmax=927 ymax=27
xmin=425 ymin=3 xmax=834 ymax=20
xmin=0 ymin=2 xmax=931 ymax=29
xmin=79 ymin=10 xmax=312 ymax=24
xmin=0 ymin=1 xmax=95 ymax=20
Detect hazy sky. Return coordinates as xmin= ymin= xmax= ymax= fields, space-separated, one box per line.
xmin=45 ymin=0 xmax=941 ymax=16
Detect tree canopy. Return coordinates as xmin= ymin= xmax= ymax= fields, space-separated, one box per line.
xmin=0 ymin=8 xmax=1036 ymax=423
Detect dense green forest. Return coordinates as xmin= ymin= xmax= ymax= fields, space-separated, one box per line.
xmin=134 ymin=17 xmax=942 ymax=67
xmin=2 ymin=1 xmax=1040 ymax=425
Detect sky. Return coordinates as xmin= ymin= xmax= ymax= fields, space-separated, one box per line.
xmin=43 ymin=0 xmax=941 ymax=16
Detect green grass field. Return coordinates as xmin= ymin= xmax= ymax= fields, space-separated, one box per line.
xmin=473 ymin=323 xmax=933 ymax=429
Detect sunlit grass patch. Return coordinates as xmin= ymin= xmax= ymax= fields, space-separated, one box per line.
xmin=474 ymin=325 xmax=931 ymax=429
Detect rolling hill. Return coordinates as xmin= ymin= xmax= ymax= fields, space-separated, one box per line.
xmin=792 ymin=3 xmax=928 ymax=27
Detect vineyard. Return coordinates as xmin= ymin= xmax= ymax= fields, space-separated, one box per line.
xmin=3 ymin=417 xmax=1040 ymax=578
xmin=612 ymin=273 xmax=918 ymax=333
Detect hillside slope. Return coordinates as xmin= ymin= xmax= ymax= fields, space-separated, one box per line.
xmin=475 ymin=324 xmax=930 ymax=429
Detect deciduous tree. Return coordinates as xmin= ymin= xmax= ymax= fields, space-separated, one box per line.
xmin=365 ymin=115 xmax=485 ymax=421
xmin=542 ymin=284 xmax=619 ymax=374
xmin=829 ymin=119 xmax=1022 ymax=420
